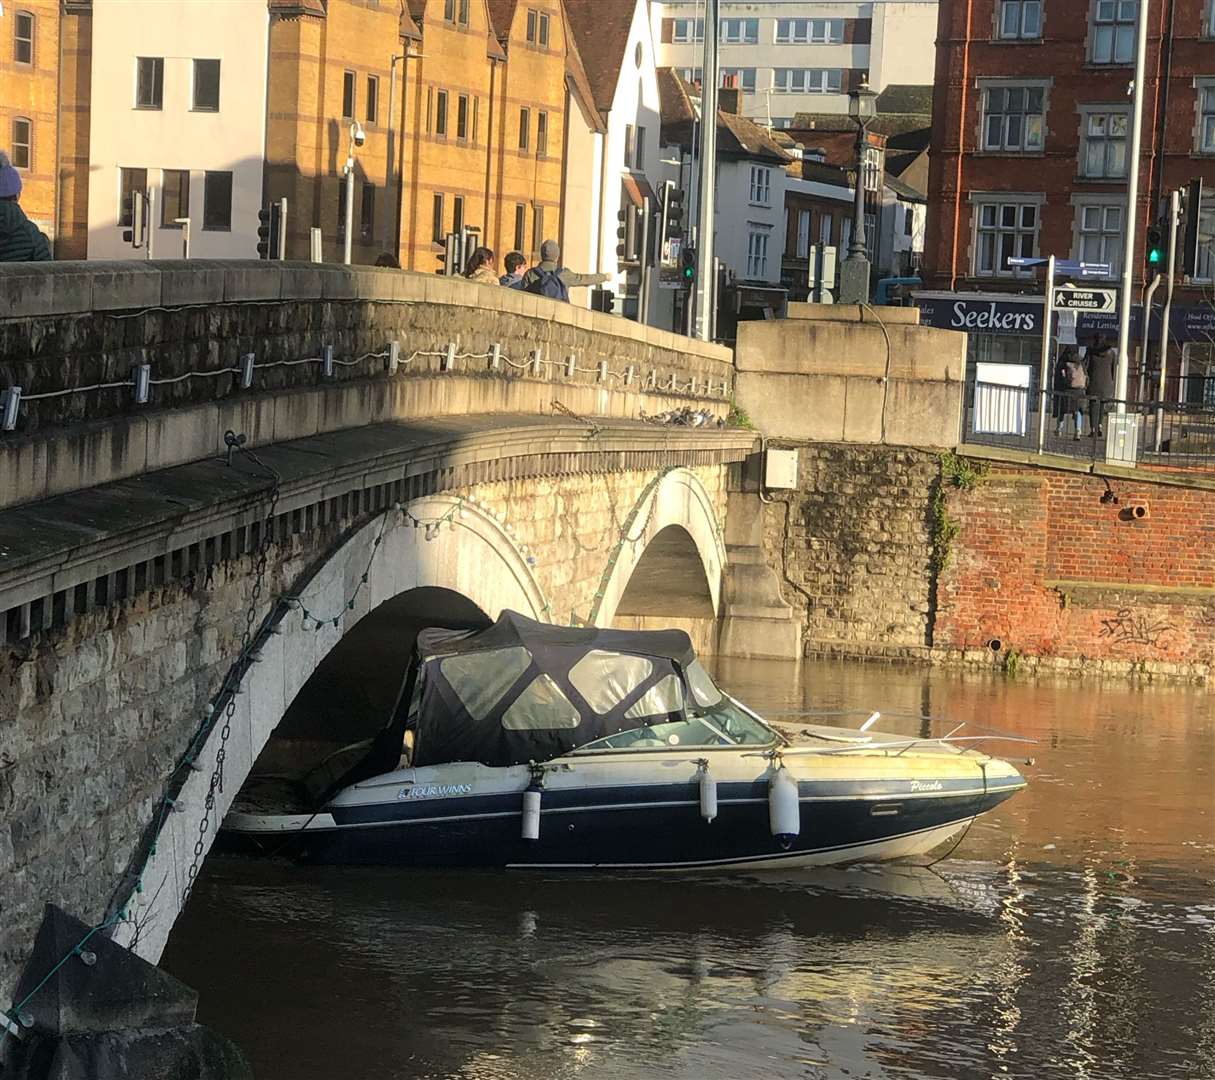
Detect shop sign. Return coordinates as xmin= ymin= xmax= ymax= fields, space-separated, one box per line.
xmin=915 ymin=296 xmax=1042 ymax=335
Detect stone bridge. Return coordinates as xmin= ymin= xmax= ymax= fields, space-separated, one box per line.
xmin=0 ymin=263 xmax=762 ymax=1013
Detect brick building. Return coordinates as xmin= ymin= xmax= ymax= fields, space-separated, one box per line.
xmin=923 ymin=0 xmax=1215 ymax=398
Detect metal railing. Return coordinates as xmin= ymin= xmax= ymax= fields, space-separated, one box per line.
xmin=962 ymin=377 xmax=1215 ymax=474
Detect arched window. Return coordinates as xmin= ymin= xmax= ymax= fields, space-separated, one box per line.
xmin=12 ymin=118 xmax=32 ymax=170
xmin=14 ymin=11 xmax=34 ymax=65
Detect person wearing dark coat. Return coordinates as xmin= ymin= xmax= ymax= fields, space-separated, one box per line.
xmin=1086 ymin=334 xmax=1119 ymax=437
xmin=0 ymin=151 xmax=52 ymax=263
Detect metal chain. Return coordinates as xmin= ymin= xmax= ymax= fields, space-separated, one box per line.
xmin=182 ymin=448 xmax=281 ymax=905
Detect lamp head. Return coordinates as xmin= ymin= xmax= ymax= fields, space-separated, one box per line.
xmin=848 ymin=80 xmax=878 ymax=126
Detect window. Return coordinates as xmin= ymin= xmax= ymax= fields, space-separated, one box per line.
xmin=775 ymin=18 xmax=843 ymax=43
xmin=514 ymin=203 xmax=526 ymax=250
xmin=998 ymin=1 xmax=1042 ymax=39
xmin=720 ymin=67 xmax=757 ymax=92
xmin=366 ymin=75 xmax=379 ymax=124
xmin=1075 ymin=203 xmax=1123 ymax=275
xmin=679 ymin=67 xmax=703 ymax=86
xmin=672 ymin=18 xmax=704 ymax=42
xmin=342 ymin=71 xmax=356 ymax=119
xmin=720 ymin=18 xmax=759 ymax=43
xmin=443 ymin=0 xmax=455 ymax=20
xmin=518 ymin=107 xmax=530 ymax=150
xmin=459 ymin=0 xmax=469 ymax=24
xmin=1191 ymin=203 xmax=1215 ymax=280
xmin=1092 ymin=0 xmax=1137 ymax=65
xmin=904 ymin=207 xmax=915 ymax=236
xmin=537 ymin=110 xmax=548 ymax=155
xmin=11 ymin=118 xmax=31 ymax=170
xmin=774 ymin=68 xmax=843 ymax=94
xmin=457 ymin=94 xmax=469 ymax=140
xmin=192 ymin=59 xmax=220 ymax=111
xmin=974 ymin=198 xmax=1039 ymax=276
xmin=819 ymin=214 xmax=833 ymax=245
xmin=532 ymin=203 xmax=545 ymax=254
xmin=202 ymin=171 xmax=232 ymax=230
xmin=796 ymin=210 xmax=811 ymax=259
xmin=136 ymin=57 xmax=164 ymax=109
xmin=1080 ymin=109 xmax=1128 ymax=176
xmin=119 ymin=167 xmax=146 ymax=227
xmin=360 ymin=182 xmax=375 ymax=241
xmin=749 ymin=165 xmax=771 ymax=205
xmin=624 ymin=123 xmax=636 ymax=167
xmin=452 ymin=195 xmax=464 ymax=235
xmin=634 ymin=125 xmax=645 ymax=169
xmin=432 ymin=193 xmax=445 ymax=243
xmin=981 ymin=85 xmax=1045 ymax=152
xmin=520 ymin=5 xmax=549 ymax=42
xmin=161 ymin=169 xmax=189 ymax=226
xmin=568 ymin=651 xmax=653 ymax=713
xmin=747 ymin=229 xmax=770 ymax=277
xmin=435 ymin=90 xmax=449 ymax=136
xmin=14 ymin=10 xmax=33 ymax=64
xmin=1200 ymin=85 xmax=1215 ymax=154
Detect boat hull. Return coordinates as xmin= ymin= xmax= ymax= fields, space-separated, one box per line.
xmin=223 ymin=773 xmax=1023 ymax=871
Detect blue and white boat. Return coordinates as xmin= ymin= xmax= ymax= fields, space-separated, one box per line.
xmin=222 ymin=612 xmax=1028 ymax=870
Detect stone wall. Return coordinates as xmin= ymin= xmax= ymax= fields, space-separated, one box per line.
xmin=760 ymin=443 xmax=939 ymax=657
xmin=0 ymin=261 xmax=734 ymax=510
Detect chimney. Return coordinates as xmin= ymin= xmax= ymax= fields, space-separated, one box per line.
xmin=718 ymin=86 xmax=742 ymax=116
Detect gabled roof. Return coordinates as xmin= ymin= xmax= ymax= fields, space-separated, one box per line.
xmin=563 ymin=0 xmax=638 ymax=112
xmin=657 ymin=69 xmax=791 ymax=166
xmin=886 ymin=174 xmax=926 ymax=201
xmin=405 ymin=0 xmax=504 ymax=57
xmin=876 ymin=84 xmax=933 ymax=117
xmin=485 ymin=0 xmax=518 ymax=42
xmin=563 ymin=6 xmax=608 ymax=133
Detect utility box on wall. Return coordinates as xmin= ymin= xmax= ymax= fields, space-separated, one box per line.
xmin=1105 ymin=414 xmax=1141 ymax=466
xmin=764 ymin=448 xmax=800 ymax=490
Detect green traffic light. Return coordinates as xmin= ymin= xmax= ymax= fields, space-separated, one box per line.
xmin=1148 ymin=249 xmax=1163 ymax=265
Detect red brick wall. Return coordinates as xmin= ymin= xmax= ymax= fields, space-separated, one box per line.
xmin=936 ymin=465 xmax=1215 ymax=667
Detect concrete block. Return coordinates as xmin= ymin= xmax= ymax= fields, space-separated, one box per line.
xmin=350 ymin=267 xmax=395 ymax=302
xmin=0 ymin=435 xmax=49 ymax=510
xmin=883 ymin=379 xmax=965 ymax=450
xmin=735 ymin=370 xmax=846 ymax=442
xmin=422 ymin=274 xmax=457 ymax=307
xmin=89 ymin=262 xmax=163 ymax=312
xmin=278 ymin=262 xmax=326 ymax=300
xmin=787 ymin=302 xmax=921 ymax=325
xmin=0 ymin=262 xmax=94 ymax=317
xmin=43 ymin=418 xmax=149 ymax=502
xmin=157 ymin=261 xmax=226 ymax=307
xmin=215 ymin=393 xmax=282 ymax=453
xmin=393 ymin=270 xmax=428 ymax=303
xmin=271 ymin=386 xmax=322 ymax=443
xmin=144 ymin=404 xmax=220 ymax=473
xmin=223 ymin=263 xmax=282 ymax=302
xmin=841 ymin=376 xmax=886 ymax=444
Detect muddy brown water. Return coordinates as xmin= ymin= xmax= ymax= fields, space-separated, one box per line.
xmin=162 ymin=659 xmax=1215 ymax=1080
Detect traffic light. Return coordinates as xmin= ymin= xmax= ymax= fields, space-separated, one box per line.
xmin=681 ymin=246 xmax=696 ymax=286
xmin=257 ymin=200 xmax=284 ymax=260
xmin=1145 ymin=222 xmax=1164 ymax=272
xmin=616 ymin=207 xmax=637 ymax=262
xmin=1182 ymin=178 xmax=1204 ymax=278
xmin=663 ymin=185 xmax=685 ymax=241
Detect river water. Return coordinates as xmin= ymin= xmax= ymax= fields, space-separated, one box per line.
xmin=162 ymin=659 xmax=1215 ymax=1080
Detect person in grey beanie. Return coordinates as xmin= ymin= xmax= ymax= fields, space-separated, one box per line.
xmin=0 ymin=151 xmax=52 ymax=262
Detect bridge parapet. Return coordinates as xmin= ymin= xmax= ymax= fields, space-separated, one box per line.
xmin=0 ymin=261 xmax=733 ymax=511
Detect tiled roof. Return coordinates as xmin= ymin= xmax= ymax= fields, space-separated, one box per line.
xmin=268 ymin=0 xmax=327 ymax=16
xmin=876 ymin=84 xmax=933 ymax=116
xmin=485 ymin=0 xmax=518 ymax=41
xmin=886 ymin=174 xmax=927 ymax=201
xmin=787 ymin=159 xmax=850 ymax=187
xmin=563 ymin=5 xmax=607 ymax=133
xmin=657 ymin=69 xmax=791 ymax=166
xmin=563 ymin=0 xmax=637 ymax=111
xmin=790 ymin=112 xmax=930 ymax=139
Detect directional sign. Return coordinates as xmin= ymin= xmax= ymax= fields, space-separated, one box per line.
xmin=1052 ymin=286 xmax=1117 ymax=313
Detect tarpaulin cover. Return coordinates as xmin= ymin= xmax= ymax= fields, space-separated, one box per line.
xmin=410 ymin=610 xmax=698 ymax=768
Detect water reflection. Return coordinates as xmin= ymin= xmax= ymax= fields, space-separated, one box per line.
xmin=163 ymin=660 xmax=1215 ymax=1080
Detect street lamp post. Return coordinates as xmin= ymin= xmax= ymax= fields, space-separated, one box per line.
xmin=839 ymin=81 xmax=878 ymax=306
xmin=343 ymin=120 xmax=366 ymax=266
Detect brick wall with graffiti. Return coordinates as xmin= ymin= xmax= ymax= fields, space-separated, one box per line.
xmin=935 ymin=464 xmax=1215 ymax=676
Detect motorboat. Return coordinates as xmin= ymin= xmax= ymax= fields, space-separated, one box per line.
xmin=222 ymin=612 xmax=1029 ymax=871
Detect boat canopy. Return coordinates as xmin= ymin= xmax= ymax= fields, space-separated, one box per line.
xmin=411 ymin=611 xmax=702 ymax=768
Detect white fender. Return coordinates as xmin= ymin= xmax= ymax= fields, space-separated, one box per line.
xmin=768 ymin=764 xmax=800 ymax=843
xmin=521 ymin=785 xmax=542 ymax=841
xmin=698 ymin=763 xmax=718 ymax=823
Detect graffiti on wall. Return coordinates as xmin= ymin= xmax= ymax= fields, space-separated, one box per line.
xmin=1098 ymin=609 xmax=1176 ymax=649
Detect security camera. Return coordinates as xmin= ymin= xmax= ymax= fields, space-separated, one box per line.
xmin=350 ymin=121 xmax=366 ymax=147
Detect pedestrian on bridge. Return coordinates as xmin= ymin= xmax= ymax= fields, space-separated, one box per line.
xmin=464 ymin=246 xmax=500 ymax=285
xmin=500 ymin=251 xmax=526 ymax=288
xmin=522 ymin=240 xmax=610 ymax=302
xmin=0 ymin=151 xmax=51 ymax=263
xmin=1087 ymin=334 xmax=1118 ymax=439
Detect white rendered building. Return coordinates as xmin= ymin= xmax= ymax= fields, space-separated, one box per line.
xmin=652 ymin=0 xmax=937 ymax=125
xmin=85 ymin=0 xmax=269 ymax=260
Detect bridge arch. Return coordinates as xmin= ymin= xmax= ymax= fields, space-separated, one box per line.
xmin=593 ymin=468 xmax=726 ymax=648
xmin=113 ymin=494 xmax=547 ymax=962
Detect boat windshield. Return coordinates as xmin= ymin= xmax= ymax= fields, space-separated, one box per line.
xmin=573 ymin=661 xmax=776 ymax=752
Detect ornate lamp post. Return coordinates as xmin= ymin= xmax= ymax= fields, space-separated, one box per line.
xmin=839 ymin=80 xmax=878 ymax=305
